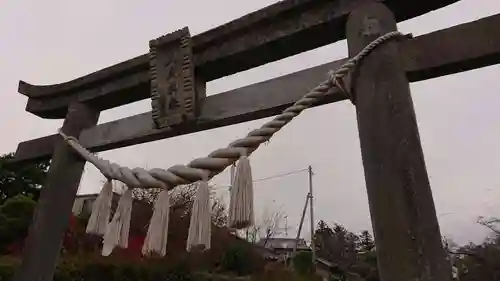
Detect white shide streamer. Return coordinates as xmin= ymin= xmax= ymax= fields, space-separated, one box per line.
xmin=186 ymin=181 xmax=212 ymax=251
xmin=102 ymin=188 xmax=133 ymax=256
xmin=85 ymin=179 xmax=113 ymax=236
xmin=229 ymin=156 xmax=254 ymax=229
xmin=142 ymin=190 xmax=171 ymax=256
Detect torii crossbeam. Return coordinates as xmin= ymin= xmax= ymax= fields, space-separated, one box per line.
xmin=10 ymin=0 xmax=500 ymax=280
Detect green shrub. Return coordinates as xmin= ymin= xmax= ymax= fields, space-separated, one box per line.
xmin=0 ymin=257 xmax=18 ymax=281
xmin=221 ymin=244 xmax=248 ymax=275
xmin=292 ymin=251 xmax=313 ymax=275
xmin=0 ymin=231 xmax=265 ymax=280
xmin=220 ymin=243 xmax=263 ymax=276
xmin=0 ymin=256 xmax=196 ymax=281
xmin=0 ymin=195 xmax=37 ymax=253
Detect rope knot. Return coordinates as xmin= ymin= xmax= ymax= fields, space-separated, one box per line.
xmin=329 ymin=70 xmax=354 ymax=104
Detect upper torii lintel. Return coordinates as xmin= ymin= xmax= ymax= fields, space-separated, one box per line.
xmin=16 ymin=0 xmax=460 ymax=119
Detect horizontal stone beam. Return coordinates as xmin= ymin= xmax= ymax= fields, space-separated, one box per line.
xmin=13 ymin=13 xmax=500 ymax=163
xmin=402 ymin=12 xmax=500 ymax=81
xmin=19 ymin=0 xmax=459 ymax=119
xmin=14 ymin=60 xmax=346 ymax=163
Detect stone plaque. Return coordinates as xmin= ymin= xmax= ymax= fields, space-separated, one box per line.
xmin=149 ymin=27 xmax=196 ymax=128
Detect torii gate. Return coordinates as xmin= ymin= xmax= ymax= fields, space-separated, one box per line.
xmin=10 ymin=0 xmax=500 ymax=280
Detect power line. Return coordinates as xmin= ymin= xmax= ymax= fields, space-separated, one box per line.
xmin=253 ymin=168 xmax=309 ymax=183
xmin=210 ymin=167 xmax=310 ymax=191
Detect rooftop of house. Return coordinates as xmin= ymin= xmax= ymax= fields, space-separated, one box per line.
xmin=73 ymin=191 xmax=153 ymax=236
xmin=257 ymin=237 xmax=310 ymax=250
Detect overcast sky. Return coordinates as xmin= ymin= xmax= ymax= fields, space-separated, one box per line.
xmin=1 ymin=0 xmax=499 ymax=246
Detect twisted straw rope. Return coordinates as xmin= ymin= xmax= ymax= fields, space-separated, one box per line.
xmin=59 ymin=31 xmax=402 ymax=190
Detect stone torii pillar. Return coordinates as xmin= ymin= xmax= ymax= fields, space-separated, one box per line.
xmin=346 ymin=3 xmax=452 ymax=280
xmin=13 ymin=102 xmax=100 ymax=281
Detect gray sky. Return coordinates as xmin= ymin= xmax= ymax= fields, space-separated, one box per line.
xmin=1 ymin=0 xmax=499 ymax=246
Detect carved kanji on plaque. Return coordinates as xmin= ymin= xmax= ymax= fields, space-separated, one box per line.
xmin=149 ymin=27 xmax=196 ymax=128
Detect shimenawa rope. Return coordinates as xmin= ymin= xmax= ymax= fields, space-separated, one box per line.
xmin=58 ymin=31 xmax=403 ymax=191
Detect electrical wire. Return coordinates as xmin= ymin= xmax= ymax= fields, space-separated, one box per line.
xmin=253 ymin=168 xmax=309 ymax=183
xmin=210 ymin=167 xmax=310 ymax=191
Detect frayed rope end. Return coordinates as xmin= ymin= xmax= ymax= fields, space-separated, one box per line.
xmin=186 ymin=181 xmax=212 ymax=252
xmin=86 ymin=179 xmax=113 ymax=236
xmin=229 ymin=156 xmax=254 ymax=229
xmin=102 ymin=188 xmax=133 ymax=256
xmin=142 ymin=189 xmax=170 ymax=257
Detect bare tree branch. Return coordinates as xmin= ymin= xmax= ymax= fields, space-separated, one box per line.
xmin=211 ymin=195 xmax=228 ymax=227
xmin=478 ymin=216 xmax=500 ymax=235
xmin=244 ymin=207 xmax=289 ymax=246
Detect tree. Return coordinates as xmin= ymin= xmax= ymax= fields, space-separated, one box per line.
xmin=0 ymin=152 xmax=49 ymax=253
xmin=478 ymin=216 xmax=500 ymax=236
xmin=221 ymin=243 xmax=255 ymax=275
xmin=132 ymin=187 xmax=162 ymax=205
xmin=0 ymin=153 xmax=50 ymax=204
xmin=293 ymin=251 xmax=314 ymax=275
xmin=167 ymin=183 xmax=228 ymax=226
xmin=245 ymin=207 xmax=288 ymax=245
xmin=132 ymin=183 xmax=228 ymax=226
xmin=355 ymin=231 xmax=378 ymax=281
xmin=211 ymin=196 xmax=228 ymax=227
xmin=314 ymin=221 xmax=380 ymax=280
xmin=260 ymin=208 xmax=288 ymax=246
xmin=0 ymin=195 xmax=37 ymax=254
xmin=442 ymin=217 xmax=500 ymax=280
xmin=358 ymin=230 xmax=375 ymax=253
xmin=315 ymin=222 xmax=358 ymax=268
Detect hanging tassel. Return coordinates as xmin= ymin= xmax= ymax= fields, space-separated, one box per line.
xmin=86 ymin=179 xmax=113 ymax=236
xmin=230 ymin=163 xmax=235 ymax=187
xmin=102 ymin=188 xmax=133 ymax=256
xmin=142 ymin=189 xmax=170 ymax=257
xmin=229 ymin=156 xmax=254 ymax=229
xmin=186 ymin=181 xmax=211 ymax=252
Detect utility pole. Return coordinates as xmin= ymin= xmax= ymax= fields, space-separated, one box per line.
xmin=284 ymin=215 xmax=288 ymax=236
xmin=308 ymin=165 xmax=316 ymax=263
xmin=292 ymin=192 xmax=309 ymax=256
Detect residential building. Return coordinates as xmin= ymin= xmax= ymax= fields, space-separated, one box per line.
xmin=257 ymin=237 xmax=310 ymax=261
